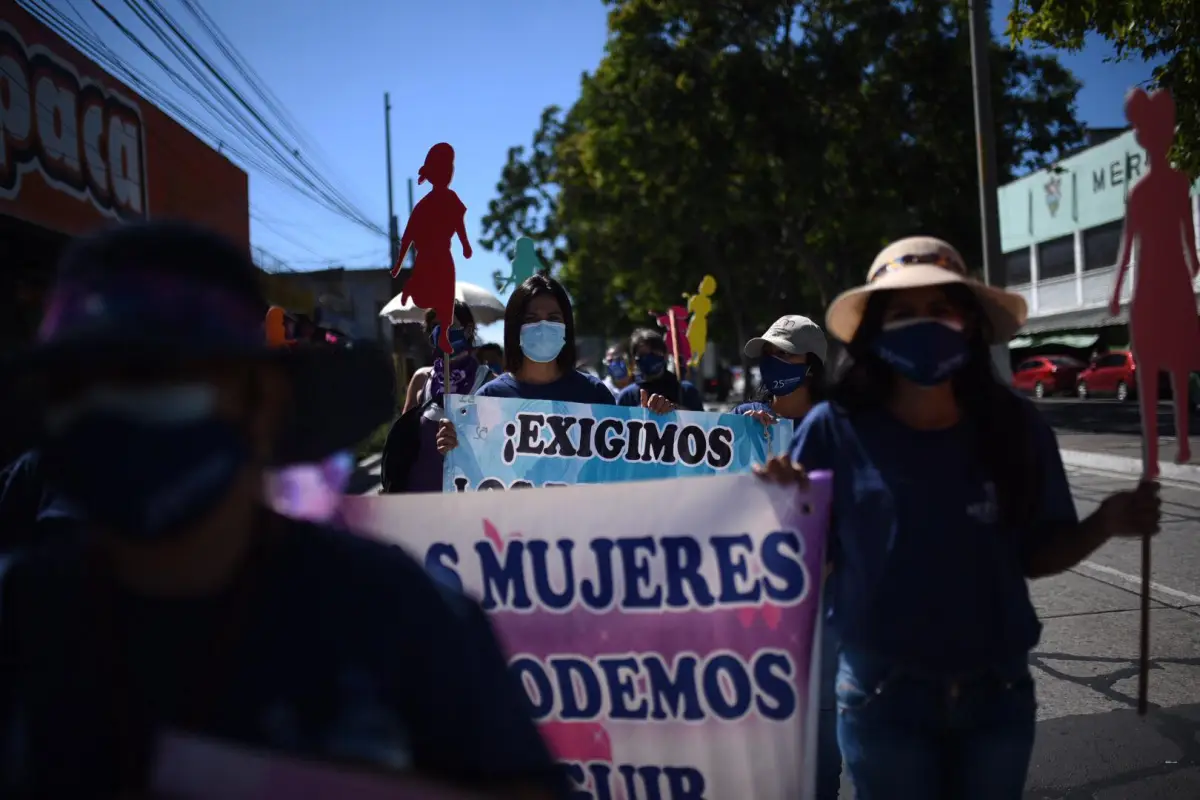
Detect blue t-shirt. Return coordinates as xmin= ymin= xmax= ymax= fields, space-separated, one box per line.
xmin=477 ymin=370 xmax=616 ymax=405
xmin=0 ymin=517 xmax=566 ymax=796
xmin=615 ymin=375 xmax=705 ymax=412
xmin=789 ymin=399 xmax=1076 ymax=673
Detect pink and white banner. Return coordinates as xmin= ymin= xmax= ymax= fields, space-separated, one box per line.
xmin=341 ymin=472 xmax=833 ymax=799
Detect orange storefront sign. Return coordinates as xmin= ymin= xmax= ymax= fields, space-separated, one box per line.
xmin=0 ymin=0 xmax=249 ymax=247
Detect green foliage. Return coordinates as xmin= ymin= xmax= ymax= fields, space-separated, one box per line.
xmin=1008 ymin=0 xmax=1200 ymax=176
xmin=481 ymin=0 xmax=1085 ymax=363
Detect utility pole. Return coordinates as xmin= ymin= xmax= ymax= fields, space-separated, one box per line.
xmin=406 ymin=178 xmax=415 ymax=268
xmin=384 ymin=93 xmax=398 ymax=267
xmin=383 ymin=92 xmax=408 ymax=406
xmin=968 ymin=0 xmax=1012 ymax=381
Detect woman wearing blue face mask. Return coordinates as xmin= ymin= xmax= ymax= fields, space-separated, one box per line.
xmin=733 ymin=315 xmax=842 ymax=800
xmin=732 ymin=315 xmax=828 ymax=425
xmin=756 ymin=237 xmax=1161 ymax=800
xmin=616 ymin=328 xmax=705 ymax=412
xmin=436 ymin=274 xmax=614 ymax=454
xmin=602 ymin=341 xmax=633 ymax=398
xmin=402 ymin=302 xmax=492 ymax=415
xmin=391 ymin=302 xmax=493 ymax=493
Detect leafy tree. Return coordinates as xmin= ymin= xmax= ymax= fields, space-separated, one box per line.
xmin=481 ymin=0 xmax=1085 ymax=388
xmin=1008 ymin=0 xmax=1200 ymax=177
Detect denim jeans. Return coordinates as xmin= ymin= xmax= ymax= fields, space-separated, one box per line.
xmin=817 ymin=616 xmax=843 ymax=799
xmin=816 ymin=707 xmax=842 ymax=799
xmin=834 ymin=652 xmax=1036 ymax=800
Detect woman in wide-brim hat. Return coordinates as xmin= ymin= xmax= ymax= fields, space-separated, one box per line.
xmin=3 ymin=220 xmax=396 ymax=542
xmin=757 ymin=236 xmax=1161 ymax=799
xmin=7 ymin=223 xmax=394 ymax=469
xmin=0 ymin=222 xmax=570 ymax=797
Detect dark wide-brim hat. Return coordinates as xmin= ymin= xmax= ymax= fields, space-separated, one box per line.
xmin=5 ymin=220 xmax=395 ymax=466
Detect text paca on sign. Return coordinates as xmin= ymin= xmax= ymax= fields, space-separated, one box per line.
xmin=0 ymin=22 xmax=147 ymax=219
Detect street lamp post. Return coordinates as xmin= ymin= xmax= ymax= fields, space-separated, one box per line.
xmin=967 ymin=0 xmax=1013 ymax=382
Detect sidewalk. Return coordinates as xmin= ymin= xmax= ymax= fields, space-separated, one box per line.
xmin=1057 ymin=431 xmax=1200 ymax=484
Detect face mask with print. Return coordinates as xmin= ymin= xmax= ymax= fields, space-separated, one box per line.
xmin=759 ymin=356 xmax=810 ymax=396
xmin=636 ymin=353 xmax=667 ymax=380
xmin=40 ymin=384 xmax=249 ymax=541
xmin=870 ymin=318 xmax=969 ymax=387
xmin=606 ymin=357 xmax=629 ymax=381
xmin=520 ymin=321 xmax=567 ymax=363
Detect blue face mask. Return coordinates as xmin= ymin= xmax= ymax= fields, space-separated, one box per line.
xmin=40 ymin=384 xmax=249 ymax=542
xmin=759 ymin=356 xmax=810 ymax=396
xmin=520 ymin=321 xmax=567 ymax=363
xmin=871 ymin=318 xmax=969 ymax=386
xmin=486 ymin=361 xmax=503 ymax=375
xmin=636 ymin=353 xmax=667 ymax=380
xmin=606 ymin=357 xmax=629 ymax=381
xmin=430 ymin=325 xmax=469 ymax=355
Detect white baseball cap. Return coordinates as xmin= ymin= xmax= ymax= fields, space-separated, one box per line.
xmin=743 ymin=315 xmax=828 ymax=363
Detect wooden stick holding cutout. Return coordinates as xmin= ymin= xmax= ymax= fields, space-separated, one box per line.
xmin=652 ymin=306 xmax=690 ymax=380
xmin=390 ymin=143 xmax=473 ymax=397
xmin=666 ymin=310 xmax=683 ymax=379
xmin=1107 ymin=87 xmax=1199 ymax=715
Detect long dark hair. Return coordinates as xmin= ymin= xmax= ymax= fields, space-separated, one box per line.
xmin=503 ymin=273 xmax=577 ymax=374
xmin=423 ymin=300 xmax=477 ymax=348
xmin=828 ymin=284 xmax=1037 ymax=528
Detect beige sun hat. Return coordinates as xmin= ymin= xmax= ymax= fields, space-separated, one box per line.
xmin=825 ymin=236 xmax=1028 ymax=345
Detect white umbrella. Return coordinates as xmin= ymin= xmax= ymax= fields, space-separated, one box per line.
xmin=379 ymin=280 xmax=506 ymax=325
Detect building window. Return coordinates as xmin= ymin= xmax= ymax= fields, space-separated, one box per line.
xmin=1004 ymin=248 xmax=1031 ymax=285
xmin=1037 ymin=235 xmax=1076 ymax=280
xmin=1083 ymin=220 xmax=1124 ymax=271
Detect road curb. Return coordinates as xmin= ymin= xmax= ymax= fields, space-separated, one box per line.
xmin=1059 ymin=448 xmax=1200 ymax=485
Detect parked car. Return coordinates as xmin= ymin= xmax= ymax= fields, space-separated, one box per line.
xmin=1012 ymin=355 xmax=1086 ymax=398
xmin=1076 ymin=350 xmax=1137 ymax=401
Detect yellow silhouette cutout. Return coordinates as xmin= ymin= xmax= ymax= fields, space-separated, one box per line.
xmin=685 ymin=274 xmax=717 ymax=368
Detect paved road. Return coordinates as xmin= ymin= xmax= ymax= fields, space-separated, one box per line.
xmin=1020 ymin=465 xmax=1200 ymax=799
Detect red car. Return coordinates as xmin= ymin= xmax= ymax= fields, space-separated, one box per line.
xmin=1076 ymin=350 xmax=1137 ymax=401
xmin=1012 ymin=355 xmax=1086 ymax=399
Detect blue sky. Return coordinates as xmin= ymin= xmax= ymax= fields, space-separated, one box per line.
xmin=62 ymin=0 xmax=1162 ymax=342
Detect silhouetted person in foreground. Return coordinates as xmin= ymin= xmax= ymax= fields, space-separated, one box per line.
xmin=0 ymin=221 xmax=565 ymax=799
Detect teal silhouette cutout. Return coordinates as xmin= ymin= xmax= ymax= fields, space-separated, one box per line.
xmin=493 ymin=237 xmax=544 ymax=292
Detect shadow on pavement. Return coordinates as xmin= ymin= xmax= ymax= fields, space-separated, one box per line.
xmin=1026 ymin=650 xmax=1200 ymax=799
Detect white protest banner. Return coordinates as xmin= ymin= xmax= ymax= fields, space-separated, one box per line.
xmin=342 ymin=472 xmax=833 ymax=799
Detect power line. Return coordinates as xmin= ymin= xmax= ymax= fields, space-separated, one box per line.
xmin=112 ymin=0 xmax=380 ymax=232
xmin=15 ymin=0 xmax=387 ymax=238
xmin=131 ymin=0 xmax=383 ymax=234
xmin=17 ymin=0 xmax=349 ymax=218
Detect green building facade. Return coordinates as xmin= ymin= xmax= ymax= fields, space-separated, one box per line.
xmin=997 ymin=129 xmax=1200 ymax=349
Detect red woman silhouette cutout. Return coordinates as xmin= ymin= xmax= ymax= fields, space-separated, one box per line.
xmin=1109 ymin=89 xmax=1200 ymax=477
xmin=652 ymin=306 xmax=692 ymax=366
xmin=392 ymin=143 xmax=472 ymax=353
